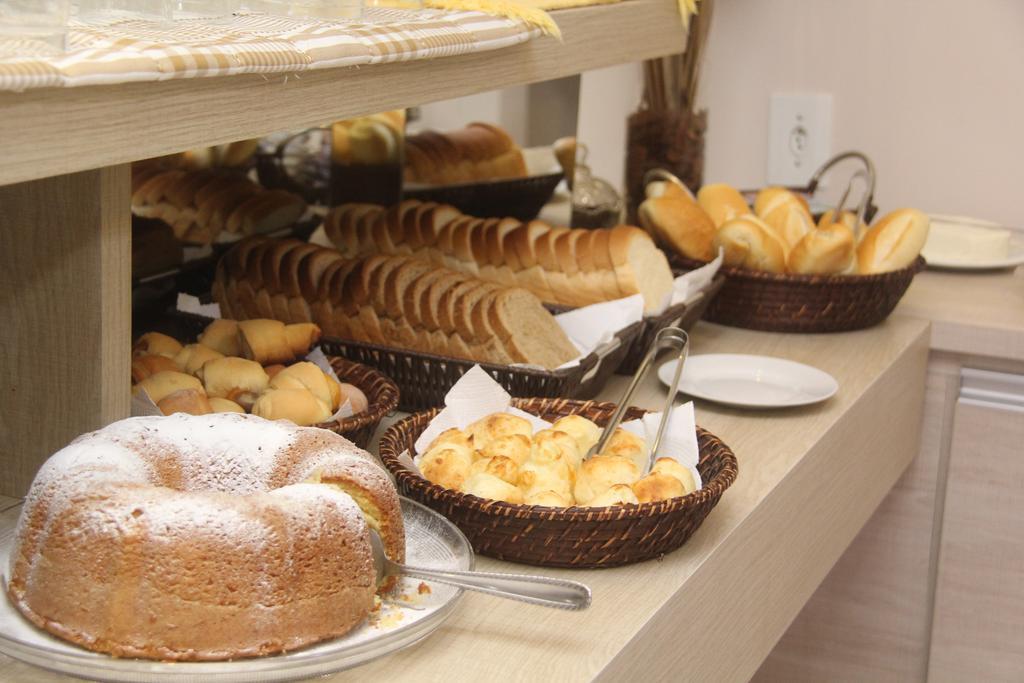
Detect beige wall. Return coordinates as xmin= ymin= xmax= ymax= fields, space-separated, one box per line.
xmin=697 ymin=0 xmax=1024 ymax=226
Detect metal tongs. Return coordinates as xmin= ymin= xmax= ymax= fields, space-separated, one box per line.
xmin=585 ymin=327 xmax=690 ymax=472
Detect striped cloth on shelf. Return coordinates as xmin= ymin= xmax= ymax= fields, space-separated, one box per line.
xmin=0 ymin=8 xmax=540 ymax=92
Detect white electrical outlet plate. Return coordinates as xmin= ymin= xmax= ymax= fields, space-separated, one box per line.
xmin=767 ymin=93 xmax=832 ymax=187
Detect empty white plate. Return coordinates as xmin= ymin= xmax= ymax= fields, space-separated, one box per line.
xmin=659 ymin=354 xmax=839 ymax=409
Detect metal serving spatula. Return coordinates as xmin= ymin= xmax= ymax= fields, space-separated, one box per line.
xmin=368 ymin=531 xmax=591 ymax=610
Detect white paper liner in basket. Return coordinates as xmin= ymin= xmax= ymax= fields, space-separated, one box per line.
xmin=400 ymin=365 xmax=702 ymax=491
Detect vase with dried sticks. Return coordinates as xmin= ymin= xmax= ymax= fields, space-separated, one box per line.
xmin=625 ymin=0 xmax=714 ymax=222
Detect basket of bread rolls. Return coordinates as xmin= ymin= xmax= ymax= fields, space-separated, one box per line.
xmin=378 ymin=398 xmax=738 ymax=567
xmin=638 ymin=153 xmax=928 ymax=333
xmin=131 ymin=316 xmax=399 ymax=448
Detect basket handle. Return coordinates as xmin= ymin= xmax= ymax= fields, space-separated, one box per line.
xmin=806 ymin=150 xmax=879 ymax=224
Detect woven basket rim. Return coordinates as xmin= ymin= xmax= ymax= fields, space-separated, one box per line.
xmin=674 ymin=255 xmax=925 ymax=285
xmin=404 ymin=170 xmax=564 ymax=193
xmin=323 ymin=318 xmax=645 ymax=381
xmin=378 ymin=397 xmax=739 ymax=522
xmin=315 ymin=356 xmax=399 ymax=434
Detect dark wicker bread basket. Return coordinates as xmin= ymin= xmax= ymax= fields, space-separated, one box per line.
xmin=403 ymin=172 xmax=564 ymax=222
xmin=155 ymin=312 xmax=400 ymax=449
xmin=378 ymin=397 xmax=739 ymax=568
xmin=318 ymin=321 xmax=643 ymax=413
xmin=670 ymin=255 xmax=925 ymax=333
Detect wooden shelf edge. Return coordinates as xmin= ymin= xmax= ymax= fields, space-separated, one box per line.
xmin=0 ymin=0 xmax=685 ymax=187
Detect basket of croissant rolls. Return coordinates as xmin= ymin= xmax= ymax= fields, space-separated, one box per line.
xmin=131 ymin=316 xmax=399 ymax=448
xmin=378 ymin=398 xmax=738 ymax=567
xmin=639 ymin=179 xmax=927 ymax=333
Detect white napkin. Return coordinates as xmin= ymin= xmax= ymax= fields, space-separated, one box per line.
xmin=410 ymin=365 xmax=702 ymax=489
xmin=549 ymin=294 xmax=645 ymax=369
xmin=130 ymin=390 xmax=164 ymax=417
xmin=176 ymin=293 xmax=222 ymax=319
xmin=658 ymin=248 xmax=724 ymax=313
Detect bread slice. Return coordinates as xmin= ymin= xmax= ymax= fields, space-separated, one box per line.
xmin=450 ymin=219 xmax=480 ymax=276
xmin=553 ymin=229 xmax=586 ymax=307
xmin=608 ymin=225 xmax=675 ymax=313
xmin=466 ymin=290 xmax=516 ymax=364
xmin=261 ymin=239 xmax=304 ymax=321
xmin=298 ymin=249 xmax=344 ymax=306
xmin=280 ymin=243 xmax=321 ymax=323
xmin=507 ymin=221 xmax=555 ymax=303
xmin=487 ymin=288 xmax=577 ymax=368
xmin=368 ymin=256 xmax=408 ymax=341
xmin=453 ymin=281 xmax=500 ymax=343
xmin=312 ymin=259 xmax=347 ymax=336
xmin=534 ymin=226 xmax=571 ymax=304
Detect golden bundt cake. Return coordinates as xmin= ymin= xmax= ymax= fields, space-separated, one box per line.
xmin=6 ymin=413 xmax=404 ymax=661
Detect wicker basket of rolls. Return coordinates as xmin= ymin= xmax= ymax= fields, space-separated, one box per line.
xmin=378 ymin=398 xmax=738 ymax=568
xmin=638 ymin=153 xmax=927 ymax=333
xmin=133 ymin=315 xmax=399 ymax=449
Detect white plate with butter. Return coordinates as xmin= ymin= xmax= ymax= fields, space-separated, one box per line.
xmin=922 ymin=215 xmax=1024 ymax=271
xmin=660 ymin=354 xmax=838 ymax=409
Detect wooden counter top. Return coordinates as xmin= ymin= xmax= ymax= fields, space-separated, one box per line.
xmin=898 ymin=267 xmax=1024 ymax=362
xmin=0 ymin=315 xmax=930 ymax=682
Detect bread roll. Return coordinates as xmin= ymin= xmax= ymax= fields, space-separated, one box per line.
xmin=477 ymin=433 xmax=531 ymax=466
xmin=551 ymin=415 xmax=601 ymax=458
xmin=426 ymin=428 xmax=474 ymax=453
xmin=714 ymin=215 xmax=788 ymax=273
xmin=532 ymin=429 xmax=583 ymax=470
xmin=468 ymin=455 xmax=519 ymax=486
xmin=252 ymin=387 xmax=332 ymax=426
xmin=645 ymin=180 xmax=695 ymax=201
xmin=856 ymin=208 xmax=930 ymax=273
xmin=173 ymin=343 xmax=225 ymax=376
xmin=755 ymin=187 xmax=815 ymax=249
xmin=523 ymin=490 xmax=571 ymax=507
xmin=518 ymin=460 xmax=573 ymax=502
xmin=338 ymin=383 xmax=367 ymax=414
xmin=157 ymin=388 xmax=213 ymax=416
xmin=638 ymin=195 xmax=717 ymax=261
xmin=208 ymin=397 xmax=245 ymax=414
xmin=573 ymin=454 xmax=641 ymax=505
xmin=697 ymin=183 xmax=751 ymax=228
xmin=133 ymin=371 xmax=202 ymax=404
xmin=198 ymin=319 xmax=241 ymax=357
xmin=198 ymin=357 xmax=269 ymax=410
xmin=238 ymin=319 xmax=296 ymax=365
xmin=632 ymin=472 xmax=685 ymax=503
xmin=787 ymin=221 xmax=856 ymax=275
xmin=419 ymin=443 xmax=473 ymax=491
xmin=651 ymin=457 xmax=697 ymax=495
xmin=132 ymin=332 xmax=182 ymax=359
xmin=818 ymin=209 xmax=865 ymax=237
xmin=600 ymin=428 xmax=648 ymax=472
xmin=466 ymin=413 xmax=532 ymax=450
xmin=588 ymin=483 xmax=640 ymax=507
xmin=284 ymin=322 xmax=322 ymax=356
xmin=461 ymin=472 xmax=524 ymax=504
xmin=270 ymin=361 xmax=334 ymax=408
xmin=131 ymin=354 xmax=180 ymax=383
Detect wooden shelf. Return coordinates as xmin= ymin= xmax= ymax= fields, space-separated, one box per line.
xmin=0 ymin=0 xmax=684 ymax=188
xmin=0 ymin=317 xmax=931 ymax=681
